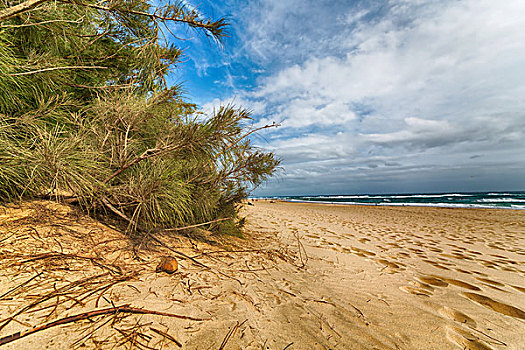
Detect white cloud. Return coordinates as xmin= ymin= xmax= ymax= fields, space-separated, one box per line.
xmin=204 ymin=0 xmax=525 ymax=194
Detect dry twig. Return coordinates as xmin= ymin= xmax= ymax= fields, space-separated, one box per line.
xmin=149 ymin=327 xmax=182 ymax=347
xmin=218 ymin=319 xmax=247 ymax=350
xmin=0 ymin=305 xmax=208 ymax=346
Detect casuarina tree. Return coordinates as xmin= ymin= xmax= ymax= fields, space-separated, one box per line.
xmin=0 ymin=0 xmax=279 ymax=234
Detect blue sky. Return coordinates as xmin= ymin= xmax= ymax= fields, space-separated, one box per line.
xmin=170 ymin=0 xmax=525 ymax=196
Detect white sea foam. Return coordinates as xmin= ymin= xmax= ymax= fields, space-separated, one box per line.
xmin=477 ymin=198 xmax=525 ymax=203
xmin=284 ymin=199 xmax=525 ymax=210
xmin=302 ymin=193 xmax=472 ymax=200
xmin=385 ymin=193 xmax=471 ymax=198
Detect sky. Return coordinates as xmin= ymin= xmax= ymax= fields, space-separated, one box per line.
xmin=170 ymin=0 xmax=525 ymax=196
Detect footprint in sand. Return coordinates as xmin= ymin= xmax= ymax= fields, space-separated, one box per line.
xmin=410 ymin=281 xmax=434 ymax=292
xmin=453 ymin=268 xmax=472 ymax=275
xmin=471 ymin=270 xmax=489 ymax=277
xmin=376 ymin=258 xmax=404 ymax=271
xmin=460 ymin=292 xmax=525 ymax=320
xmin=438 ymin=306 xmax=476 ymax=327
xmin=475 ymin=277 xmax=504 ymax=288
xmin=511 ymin=285 xmax=525 ymax=293
xmin=422 ymin=259 xmax=451 ymax=270
xmin=439 ymin=277 xmax=481 ymax=291
xmin=399 ymin=285 xmax=431 ymax=297
xmin=348 ymin=246 xmax=376 ymax=257
xmin=445 ymin=326 xmax=493 ymax=350
xmin=396 ymin=251 xmax=410 ymax=258
xmin=415 ymin=275 xmax=449 ymax=287
xmin=481 ymin=283 xmax=507 ymax=293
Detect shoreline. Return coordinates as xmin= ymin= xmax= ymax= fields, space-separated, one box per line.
xmin=249 ymin=191 xmax=525 ymax=210
xmin=278 ymin=199 xmax=525 ymax=210
xmin=249 ymin=197 xmax=525 ymax=210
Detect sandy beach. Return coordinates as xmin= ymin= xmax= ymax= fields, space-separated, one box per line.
xmin=243 ymin=201 xmax=525 ymax=349
xmin=0 ymin=200 xmax=524 ymax=349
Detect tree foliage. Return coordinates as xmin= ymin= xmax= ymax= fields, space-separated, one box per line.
xmin=0 ymin=0 xmax=279 ymax=234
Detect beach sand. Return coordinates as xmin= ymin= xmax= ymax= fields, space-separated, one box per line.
xmin=0 ymin=200 xmax=524 ymax=349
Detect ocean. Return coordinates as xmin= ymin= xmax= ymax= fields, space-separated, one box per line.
xmin=257 ymin=192 xmax=525 ymax=210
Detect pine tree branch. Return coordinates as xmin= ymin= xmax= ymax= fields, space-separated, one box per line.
xmin=58 ymin=0 xmax=227 ymax=37
xmin=187 ymin=122 xmax=280 ymax=184
xmin=64 ymin=82 xmax=133 ymax=90
xmin=0 ymin=0 xmax=48 ymax=22
xmin=0 ymin=17 xmax=84 ymax=28
xmin=7 ymin=65 xmax=108 ymax=76
xmin=220 ymin=122 xmax=280 ymax=158
xmin=1 ymin=0 xmax=227 ymax=38
xmin=102 ymin=144 xmax=183 ymax=184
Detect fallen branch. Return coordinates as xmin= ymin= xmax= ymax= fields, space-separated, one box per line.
xmin=190 ymin=248 xmax=273 ymax=259
xmin=160 ymin=217 xmax=232 ymax=232
xmin=150 ymin=327 xmax=182 ymax=347
xmin=100 ymin=197 xmax=140 ymax=229
xmin=0 ymin=305 xmax=208 ymax=346
xmin=293 ymin=231 xmax=308 ymax=268
xmin=0 ymin=272 xmax=110 ymax=333
xmin=11 ymin=251 xmax=122 ymax=275
xmin=99 ymin=197 xmax=209 ymax=269
xmin=218 ymin=319 xmax=247 ymax=350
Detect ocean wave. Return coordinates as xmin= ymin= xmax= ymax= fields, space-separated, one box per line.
xmin=284 ymin=199 xmax=525 ymax=210
xmin=300 ymin=193 xmax=473 ymax=200
xmin=302 ymin=195 xmax=372 ymax=199
xmin=477 ymin=198 xmax=525 ymax=203
xmin=384 ymin=193 xmax=472 ymax=198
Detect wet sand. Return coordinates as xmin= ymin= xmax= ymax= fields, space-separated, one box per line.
xmin=0 ymin=200 xmax=524 ymax=349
